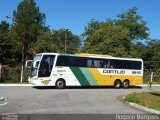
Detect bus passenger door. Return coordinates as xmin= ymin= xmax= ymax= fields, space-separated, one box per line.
xmin=38 ymin=55 xmax=55 ymax=78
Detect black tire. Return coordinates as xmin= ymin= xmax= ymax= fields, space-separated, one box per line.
xmin=55 ymin=79 xmax=66 ymax=89
xmin=122 ymin=80 xmax=130 ymax=89
xmin=114 ymin=80 xmax=121 ymax=88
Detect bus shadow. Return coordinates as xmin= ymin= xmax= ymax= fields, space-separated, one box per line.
xmin=33 ymin=86 xmax=56 ymax=89
xmin=33 ymin=86 xmax=142 ymax=89
xmin=67 ymin=86 xmax=142 ymax=89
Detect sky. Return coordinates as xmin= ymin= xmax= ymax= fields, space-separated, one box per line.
xmin=0 ymin=0 xmax=160 ymax=39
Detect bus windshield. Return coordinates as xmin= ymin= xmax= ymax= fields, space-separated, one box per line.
xmin=30 ymin=55 xmax=42 ymax=77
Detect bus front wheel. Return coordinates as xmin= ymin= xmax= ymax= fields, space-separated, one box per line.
xmin=55 ymin=79 xmax=66 ymax=89
xmin=114 ymin=80 xmax=121 ymax=88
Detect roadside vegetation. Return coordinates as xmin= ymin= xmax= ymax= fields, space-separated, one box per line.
xmin=125 ymin=91 xmax=160 ymax=111
xmin=0 ymin=0 xmax=160 ymax=83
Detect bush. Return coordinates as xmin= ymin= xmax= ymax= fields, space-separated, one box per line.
xmin=0 ymin=65 xmax=21 ymax=83
xmin=0 ymin=64 xmax=29 ymax=83
xmin=144 ymin=70 xmax=160 ymax=84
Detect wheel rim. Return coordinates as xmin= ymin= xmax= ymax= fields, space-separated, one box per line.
xmin=115 ymin=81 xmax=121 ymax=88
xmin=123 ymin=82 xmax=129 ymax=88
xmin=116 ymin=82 xmax=120 ymax=88
xmin=57 ymin=81 xmax=64 ymax=88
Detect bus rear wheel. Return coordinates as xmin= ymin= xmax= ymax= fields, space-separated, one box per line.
xmin=122 ymin=80 xmax=130 ymax=89
xmin=55 ymin=79 xmax=66 ymax=89
xmin=114 ymin=80 xmax=121 ymax=88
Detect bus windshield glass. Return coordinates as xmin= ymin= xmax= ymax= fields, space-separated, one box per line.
xmin=30 ymin=55 xmax=42 ymax=77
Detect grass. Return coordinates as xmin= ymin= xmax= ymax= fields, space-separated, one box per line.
xmin=125 ymin=91 xmax=160 ymax=111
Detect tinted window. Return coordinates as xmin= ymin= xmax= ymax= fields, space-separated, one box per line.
xmin=38 ymin=55 xmax=55 ymax=77
xmin=110 ymin=59 xmax=142 ymax=70
xmin=86 ymin=58 xmax=109 ymax=68
xmin=68 ymin=57 xmax=87 ymax=67
xmin=56 ymin=56 xmax=69 ymax=66
xmin=56 ymin=56 xmax=87 ymax=67
xmin=56 ymin=56 xmax=109 ymax=68
xmin=130 ymin=61 xmax=142 ymax=70
xmin=56 ymin=55 xmax=142 ymax=70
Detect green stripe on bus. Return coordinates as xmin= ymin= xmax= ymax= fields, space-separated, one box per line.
xmin=70 ymin=67 xmax=90 ymax=86
xmin=80 ymin=68 xmax=98 ymax=85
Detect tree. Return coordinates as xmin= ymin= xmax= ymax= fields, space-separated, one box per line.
xmin=0 ymin=21 xmax=14 ymax=64
xmin=81 ymin=7 xmax=149 ymax=57
xmin=12 ymin=0 xmax=46 ymax=65
xmin=82 ymin=20 xmax=103 ymax=37
xmin=29 ymin=29 xmax=80 ymax=54
xmin=81 ymin=24 xmax=130 ymax=57
xmin=142 ymin=40 xmax=160 ymax=70
xmin=29 ymin=30 xmax=53 ymax=53
xmin=65 ymin=32 xmax=80 ymax=54
xmin=130 ymin=42 xmax=146 ymax=58
xmin=116 ymin=7 xmax=149 ymax=41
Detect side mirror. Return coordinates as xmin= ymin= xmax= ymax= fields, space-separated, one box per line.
xmin=25 ymin=60 xmax=32 ymax=68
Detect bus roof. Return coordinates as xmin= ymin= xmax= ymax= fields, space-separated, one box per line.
xmin=36 ymin=52 xmax=143 ymax=61
xmin=76 ymin=53 xmax=112 ymax=57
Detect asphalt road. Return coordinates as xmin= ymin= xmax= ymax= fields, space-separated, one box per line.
xmin=0 ymin=86 xmax=159 ymax=114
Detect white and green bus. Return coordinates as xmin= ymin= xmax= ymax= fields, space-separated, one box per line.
xmin=26 ymin=53 xmax=143 ymax=89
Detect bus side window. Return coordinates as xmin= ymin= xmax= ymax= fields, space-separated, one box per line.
xmin=99 ymin=60 xmax=104 ymax=68
xmin=80 ymin=57 xmax=87 ymax=67
xmin=93 ymin=59 xmax=98 ymax=68
xmin=87 ymin=59 xmax=91 ymax=68
xmin=56 ymin=56 xmax=69 ymax=66
xmin=103 ymin=59 xmax=110 ymax=68
xmin=109 ymin=59 xmax=114 ymax=68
